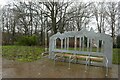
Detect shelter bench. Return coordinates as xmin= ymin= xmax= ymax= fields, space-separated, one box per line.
xmin=47 ymin=28 xmax=113 ymax=77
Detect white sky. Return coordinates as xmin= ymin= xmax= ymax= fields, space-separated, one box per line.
xmin=0 ymin=0 xmax=119 ymax=7
xmin=0 ymin=0 xmax=7 ymax=6
xmin=0 ymin=0 xmax=13 ymax=7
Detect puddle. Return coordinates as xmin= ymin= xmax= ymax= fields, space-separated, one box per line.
xmin=2 ymin=58 xmax=118 ymax=78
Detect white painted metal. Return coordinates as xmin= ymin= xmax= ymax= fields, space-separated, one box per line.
xmin=49 ymin=28 xmax=113 ymax=67
xmin=54 ymin=40 xmax=56 ymax=49
xmin=90 ymin=38 xmax=92 ymax=52
xmin=79 ymin=37 xmax=81 ymax=51
xmin=101 ymin=41 xmax=103 ymax=53
xmin=96 ymin=40 xmax=99 ymax=52
xmin=87 ymin=38 xmax=89 ymax=52
xmin=67 ymin=37 xmax=69 ymax=50
xmin=61 ymin=39 xmax=63 ymax=49
xmin=82 ymin=37 xmax=84 ymax=51
xmin=74 ymin=37 xmax=77 ymax=50
xmin=64 ymin=38 xmax=67 ymax=49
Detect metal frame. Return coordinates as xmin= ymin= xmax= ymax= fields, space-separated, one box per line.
xmin=49 ymin=28 xmax=113 ymax=77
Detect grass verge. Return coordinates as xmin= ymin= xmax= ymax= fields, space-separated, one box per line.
xmin=2 ymin=45 xmax=44 ymax=62
xmin=2 ymin=45 xmax=120 ymax=64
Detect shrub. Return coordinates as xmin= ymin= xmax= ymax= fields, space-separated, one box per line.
xmin=17 ymin=35 xmax=38 ymax=46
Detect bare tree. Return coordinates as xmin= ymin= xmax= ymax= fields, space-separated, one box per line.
xmin=105 ymin=2 xmax=118 ymax=44
xmin=118 ymin=2 xmax=120 ymax=34
xmin=64 ymin=2 xmax=93 ymax=31
xmin=92 ymin=2 xmax=107 ymax=33
xmin=1 ymin=4 xmax=13 ymax=44
xmin=40 ymin=1 xmax=72 ymax=34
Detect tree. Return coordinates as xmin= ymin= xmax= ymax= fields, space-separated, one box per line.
xmin=105 ymin=2 xmax=118 ymax=45
xmin=1 ymin=4 xmax=14 ymax=44
xmin=40 ymin=1 xmax=72 ymax=34
xmin=64 ymin=2 xmax=93 ymax=31
xmin=92 ymin=2 xmax=107 ymax=33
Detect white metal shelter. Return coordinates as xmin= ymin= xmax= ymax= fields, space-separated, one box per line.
xmin=49 ymin=28 xmax=113 ymax=67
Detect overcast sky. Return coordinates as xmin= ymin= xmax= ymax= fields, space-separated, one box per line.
xmin=0 ymin=0 xmax=13 ymax=7
xmin=0 ymin=0 xmax=8 ymax=6
xmin=0 ymin=0 xmax=119 ymax=7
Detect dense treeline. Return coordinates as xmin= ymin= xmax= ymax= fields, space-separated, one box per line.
xmin=0 ymin=1 xmax=119 ymax=47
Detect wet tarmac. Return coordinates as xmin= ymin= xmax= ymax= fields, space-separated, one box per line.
xmin=2 ymin=57 xmax=118 ymax=78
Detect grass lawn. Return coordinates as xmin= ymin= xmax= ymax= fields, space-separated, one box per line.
xmin=112 ymin=48 xmax=120 ymax=64
xmin=2 ymin=45 xmax=45 ymax=62
xmin=2 ymin=45 xmax=120 ymax=64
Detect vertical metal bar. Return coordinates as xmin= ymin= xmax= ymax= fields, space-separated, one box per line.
xmin=45 ymin=28 xmax=47 ymax=52
xmin=101 ymin=40 xmax=103 ymax=52
xmin=90 ymin=38 xmax=92 ymax=52
xmin=87 ymin=38 xmax=89 ymax=52
xmin=97 ymin=40 xmax=99 ymax=52
xmin=64 ymin=38 xmax=65 ymax=49
xmin=91 ymin=39 xmax=93 ymax=52
xmin=102 ymin=41 xmax=104 ymax=52
xmin=61 ymin=39 xmax=63 ymax=49
xmin=74 ymin=37 xmax=77 ymax=50
xmin=67 ymin=37 xmax=69 ymax=50
xmin=54 ymin=39 xmax=56 ymax=49
xmin=80 ymin=37 xmax=81 ymax=51
xmin=64 ymin=38 xmax=66 ymax=49
xmin=82 ymin=37 xmax=84 ymax=51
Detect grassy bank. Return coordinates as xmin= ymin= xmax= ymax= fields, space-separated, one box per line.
xmin=2 ymin=46 xmax=44 ymax=62
xmin=2 ymin=45 xmax=120 ymax=64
